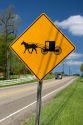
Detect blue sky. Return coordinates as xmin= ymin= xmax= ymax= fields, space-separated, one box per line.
xmin=0 ymin=0 xmax=83 ymax=75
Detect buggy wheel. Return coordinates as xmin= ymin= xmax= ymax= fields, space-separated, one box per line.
xmin=54 ymin=46 xmax=62 ymax=55
xmin=41 ymin=48 xmax=48 ymax=55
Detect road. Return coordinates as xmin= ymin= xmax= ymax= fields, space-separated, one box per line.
xmin=0 ymin=76 xmax=76 ymax=125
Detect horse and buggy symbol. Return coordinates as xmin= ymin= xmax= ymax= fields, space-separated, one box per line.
xmin=21 ymin=41 xmax=62 ymax=55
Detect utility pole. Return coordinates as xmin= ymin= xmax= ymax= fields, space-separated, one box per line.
xmin=62 ymin=62 xmax=64 ymax=75
xmin=69 ymin=66 xmax=71 ymax=76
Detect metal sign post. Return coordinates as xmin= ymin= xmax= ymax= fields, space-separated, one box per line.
xmin=35 ymin=80 xmax=43 ymax=125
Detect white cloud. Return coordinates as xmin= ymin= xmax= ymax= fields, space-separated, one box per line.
xmin=55 ymin=15 xmax=83 ymax=36
xmin=66 ymin=60 xmax=83 ymax=66
xmin=66 ymin=52 xmax=83 ymax=60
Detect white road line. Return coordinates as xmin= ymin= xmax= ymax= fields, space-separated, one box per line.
xmin=0 ymin=101 xmax=36 ymax=123
xmin=0 ymin=78 xmax=76 ymax=123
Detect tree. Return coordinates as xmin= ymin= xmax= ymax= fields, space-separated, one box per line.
xmin=0 ymin=6 xmax=21 ymax=79
xmin=80 ymin=64 xmax=83 ymax=76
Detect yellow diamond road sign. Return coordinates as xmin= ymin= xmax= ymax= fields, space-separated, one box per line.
xmin=10 ymin=13 xmax=75 ymax=80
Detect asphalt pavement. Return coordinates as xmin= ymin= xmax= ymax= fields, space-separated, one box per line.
xmin=0 ymin=76 xmax=76 ymax=125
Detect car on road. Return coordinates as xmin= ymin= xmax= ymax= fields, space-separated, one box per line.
xmin=55 ymin=73 xmax=62 ymax=79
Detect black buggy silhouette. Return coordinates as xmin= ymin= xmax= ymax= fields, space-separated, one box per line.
xmin=21 ymin=41 xmax=62 ymax=55
xmin=41 ymin=41 xmax=62 ymax=55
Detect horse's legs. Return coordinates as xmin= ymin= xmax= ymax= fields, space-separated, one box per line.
xmin=34 ymin=48 xmax=37 ymax=54
xmin=30 ymin=48 xmax=37 ymax=54
xmin=31 ymin=48 xmax=33 ymax=54
xmin=28 ymin=49 xmax=31 ymax=53
xmin=24 ymin=48 xmax=26 ymax=53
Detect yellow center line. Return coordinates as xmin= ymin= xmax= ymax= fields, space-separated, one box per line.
xmin=0 ymin=86 xmax=36 ymax=98
xmin=0 ymin=77 xmax=72 ymax=98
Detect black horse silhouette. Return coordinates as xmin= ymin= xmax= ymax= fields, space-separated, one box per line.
xmin=21 ymin=41 xmax=38 ymax=54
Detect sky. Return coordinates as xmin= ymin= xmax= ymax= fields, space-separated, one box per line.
xmin=0 ymin=0 xmax=83 ymax=75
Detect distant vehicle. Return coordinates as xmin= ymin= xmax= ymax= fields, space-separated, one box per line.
xmin=55 ymin=73 xmax=62 ymax=79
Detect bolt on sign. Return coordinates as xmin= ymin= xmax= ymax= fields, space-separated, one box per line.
xmin=10 ymin=13 xmax=75 ymax=80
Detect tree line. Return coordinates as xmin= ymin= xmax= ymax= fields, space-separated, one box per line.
xmin=0 ymin=6 xmax=30 ymax=79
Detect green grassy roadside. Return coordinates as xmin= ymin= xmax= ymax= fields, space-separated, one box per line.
xmin=0 ymin=74 xmax=55 ymax=88
xmin=24 ymin=77 xmax=83 ymax=125
xmin=0 ymin=79 xmax=37 ymax=88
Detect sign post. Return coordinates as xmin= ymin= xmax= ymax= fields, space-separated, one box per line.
xmin=35 ymin=80 xmax=43 ymax=125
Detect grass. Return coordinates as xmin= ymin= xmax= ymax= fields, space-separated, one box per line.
xmin=0 ymin=79 xmax=37 ymax=88
xmin=24 ymin=77 xmax=83 ymax=125
xmin=0 ymin=74 xmax=55 ymax=88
